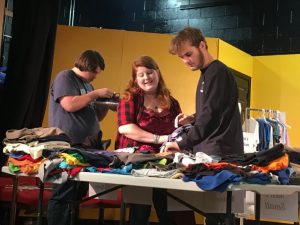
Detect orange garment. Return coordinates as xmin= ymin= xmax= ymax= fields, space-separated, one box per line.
xmin=8 ymin=157 xmax=45 ymax=174
xmin=251 ymin=153 xmax=289 ymax=173
xmin=205 ymin=162 xmax=238 ymax=170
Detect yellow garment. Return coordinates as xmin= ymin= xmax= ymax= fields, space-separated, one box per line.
xmin=59 ymin=153 xmax=89 ymax=166
xmin=158 ymin=158 xmax=167 ymax=165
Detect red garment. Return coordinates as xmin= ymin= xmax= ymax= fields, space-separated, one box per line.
xmin=115 ymin=93 xmax=181 ymax=153
xmin=68 ymin=166 xmax=84 ymax=176
xmin=17 ymin=154 xmax=43 ymax=163
xmin=137 ymin=109 xmax=177 ymax=153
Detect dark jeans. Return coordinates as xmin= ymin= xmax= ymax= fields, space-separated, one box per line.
xmin=205 ymin=213 xmax=237 ymax=225
xmin=169 ymin=210 xmax=196 ymax=225
xmin=129 ymin=188 xmax=175 ymax=225
xmin=47 ymin=180 xmax=89 ymax=225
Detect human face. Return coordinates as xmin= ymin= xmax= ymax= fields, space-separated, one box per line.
xmin=135 ymin=66 xmax=159 ymax=94
xmin=177 ymin=41 xmax=206 ymax=71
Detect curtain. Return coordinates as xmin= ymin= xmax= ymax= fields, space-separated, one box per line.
xmin=0 ymin=0 xmax=59 ymax=166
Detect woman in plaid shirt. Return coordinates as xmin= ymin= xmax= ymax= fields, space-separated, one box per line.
xmin=115 ymin=55 xmax=181 ymax=154
xmin=115 ymin=56 xmax=196 ymax=225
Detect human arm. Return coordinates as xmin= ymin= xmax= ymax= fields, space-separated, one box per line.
xmin=118 ymin=123 xmax=168 ymax=144
xmin=117 ymin=96 xmax=168 ymax=145
xmin=60 ymin=88 xmax=114 ymax=112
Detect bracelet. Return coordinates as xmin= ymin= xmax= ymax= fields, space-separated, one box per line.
xmin=153 ymin=134 xmax=160 ymax=144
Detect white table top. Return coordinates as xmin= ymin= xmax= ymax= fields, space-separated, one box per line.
xmin=3 ymin=166 xmax=300 ymax=195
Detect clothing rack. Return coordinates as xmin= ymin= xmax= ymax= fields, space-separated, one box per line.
xmin=245 ymin=107 xmax=279 ymax=121
xmin=244 ymin=107 xmax=290 ymax=148
xmin=244 ymin=107 xmax=283 ymax=132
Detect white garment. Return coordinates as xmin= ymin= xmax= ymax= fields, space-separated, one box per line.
xmin=3 ymin=141 xmax=71 ymax=159
xmin=173 ymin=152 xmax=195 ymax=166
xmin=242 ymin=118 xmax=259 ymax=153
xmin=195 ymin=152 xmax=215 ymax=163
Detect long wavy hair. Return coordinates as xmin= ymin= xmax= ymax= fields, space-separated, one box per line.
xmin=122 ymin=55 xmax=172 ymax=109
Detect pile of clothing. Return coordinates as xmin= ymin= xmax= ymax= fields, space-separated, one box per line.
xmin=2 ymin=127 xmax=299 ymax=192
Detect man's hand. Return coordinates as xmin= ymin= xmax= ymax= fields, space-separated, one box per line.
xmin=175 ymin=113 xmax=195 ymax=127
xmin=160 ymin=141 xmax=180 ymax=153
xmin=94 ymin=88 xmax=114 ymax=99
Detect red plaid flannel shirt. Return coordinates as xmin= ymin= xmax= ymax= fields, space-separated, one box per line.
xmin=115 ymin=93 xmax=181 ymax=150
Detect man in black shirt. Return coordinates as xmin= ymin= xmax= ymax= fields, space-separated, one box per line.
xmin=164 ymin=27 xmax=244 ymax=225
xmin=165 ymin=27 xmax=243 ymax=156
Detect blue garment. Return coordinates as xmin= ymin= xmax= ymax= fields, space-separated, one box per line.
xmin=102 ymin=164 xmax=133 ymax=175
xmin=256 ymin=119 xmax=271 ymax=150
xmin=187 ymin=170 xmax=241 ymax=192
xmin=273 ymin=168 xmax=291 ymax=185
xmin=244 ymin=172 xmax=271 ymax=184
xmin=84 ymin=166 xmax=97 ymax=172
xmin=59 ymin=161 xmax=76 ymax=169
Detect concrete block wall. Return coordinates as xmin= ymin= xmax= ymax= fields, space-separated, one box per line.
xmin=57 ymin=0 xmax=300 ymax=56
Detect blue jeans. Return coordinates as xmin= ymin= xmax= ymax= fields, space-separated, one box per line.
xmin=205 ymin=213 xmax=236 ymax=225
xmin=47 ymin=180 xmax=89 ymax=225
xmin=129 ymin=188 xmax=175 ymax=225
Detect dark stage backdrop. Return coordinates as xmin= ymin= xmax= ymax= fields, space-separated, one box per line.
xmin=0 ymin=0 xmax=59 ymax=166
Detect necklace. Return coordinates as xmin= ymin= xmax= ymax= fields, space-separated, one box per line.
xmin=144 ymin=94 xmax=161 ymax=112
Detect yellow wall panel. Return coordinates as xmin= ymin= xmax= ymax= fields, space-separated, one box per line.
xmin=122 ymin=32 xmax=216 ymax=113
xmin=44 ymin=26 xmax=299 ymax=147
xmin=44 ymin=26 xmax=220 ymax=148
xmin=252 ymin=55 xmax=300 ymax=147
xmin=120 ymin=31 xmax=219 ymax=115
xmin=218 ymin=39 xmax=253 ymax=77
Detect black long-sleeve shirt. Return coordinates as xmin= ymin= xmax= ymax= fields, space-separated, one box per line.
xmin=178 ymin=60 xmax=244 ymax=156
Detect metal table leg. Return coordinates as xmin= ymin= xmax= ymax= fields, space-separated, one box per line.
xmin=36 ymin=181 xmax=45 ymax=225
xmin=254 ymin=193 xmax=261 ymax=225
xmin=9 ymin=176 xmax=19 ymax=225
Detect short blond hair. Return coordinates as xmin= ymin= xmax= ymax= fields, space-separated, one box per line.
xmin=169 ymin=27 xmax=207 ymax=55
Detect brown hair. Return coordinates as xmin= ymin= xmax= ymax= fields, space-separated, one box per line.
xmin=123 ymin=55 xmax=171 ymax=109
xmin=74 ymin=49 xmax=105 ymax=72
xmin=169 ymin=27 xmax=207 ymax=55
